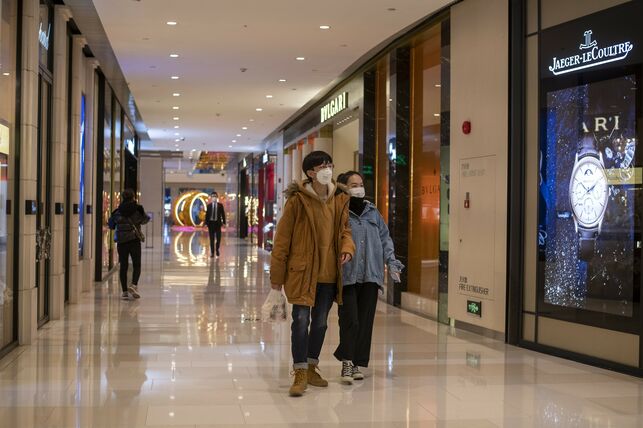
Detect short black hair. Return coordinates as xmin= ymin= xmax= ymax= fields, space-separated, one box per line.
xmin=302 ymin=151 xmax=332 ymax=179
xmin=337 ymin=171 xmax=363 ymax=185
xmin=122 ymin=188 xmax=135 ymax=202
xmin=211 ymin=191 xmax=218 ymax=196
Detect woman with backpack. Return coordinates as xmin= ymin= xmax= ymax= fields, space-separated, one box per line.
xmin=109 ymin=189 xmax=150 ymax=300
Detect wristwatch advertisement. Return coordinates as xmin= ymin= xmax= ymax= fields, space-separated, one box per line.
xmin=538 ymin=73 xmax=638 ymax=318
xmin=569 ymin=136 xmax=609 ymax=261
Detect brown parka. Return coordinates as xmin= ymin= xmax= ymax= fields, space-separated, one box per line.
xmin=270 ymin=181 xmax=355 ymax=306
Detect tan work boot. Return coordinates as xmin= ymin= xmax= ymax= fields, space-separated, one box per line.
xmin=307 ymin=363 xmax=329 ymax=387
xmin=289 ymin=368 xmax=308 ymax=397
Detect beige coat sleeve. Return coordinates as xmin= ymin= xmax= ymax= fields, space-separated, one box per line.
xmin=270 ymin=197 xmax=298 ymax=285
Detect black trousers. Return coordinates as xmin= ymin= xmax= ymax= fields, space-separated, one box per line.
xmin=117 ymin=239 xmax=141 ymax=293
xmin=207 ymin=221 xmax=222 ymax=254
xmin=334 ymin=282 xmax=379 ymax=367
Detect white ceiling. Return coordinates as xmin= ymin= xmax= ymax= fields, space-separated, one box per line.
xmin=92 ymin=0 xmax=452 ymax=155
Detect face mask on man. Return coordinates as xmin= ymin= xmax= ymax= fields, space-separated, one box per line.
xmin=348 ymin=187 xmax=366 ymax=198
xmin=315 ymin=167 xmax=333 ymax=185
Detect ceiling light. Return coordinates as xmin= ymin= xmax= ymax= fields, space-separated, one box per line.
xmin=173 ymin=93 xmax=180 ymax=97
xmin=296 ymin=57 xmax=305 ymax=61
xmin=278 ymin=79 xmax=286 ymax=82
xmin=166 ymin=21 xmax=177 ymax=26
xmin=255 ymin=108 xmax=263 ymax=112
xmin=241 ymin=126 xmax=248 ymax=130
xmin=2 ymin=72 xmax=10 ymax=76
xmin=171 ymin=76 xmax=180 ymax=80
xmin=249 ymin=119 xmax=254 ymax=122
xmin=232 ymin=140 xmax=237 ymax=143
xmin=173 ymin=117 xmax=179 ymax=120
xmin=319 ymin=25 xmax=331 ymax=30
xmin=435 ymin=84 xmax=441 ymax=88
xmin=433 ymin=113 xmax=441 ymax=117
xmin=175 ymin=140 xmax=180 ymax=143
xmin=236 ymin=134 xmax=241 ymax=137
xmin=170 ymin=53 xmax=179 ymax=58
xmin=172 ymin=106 xmax=179 ymax=110
xmin=266 ymin=95 xmax=273 ymax=99
xmin=228 ymin=145 xmax=233 ymax=148
xmin=174 ymin=125 xmax=180 ymax=129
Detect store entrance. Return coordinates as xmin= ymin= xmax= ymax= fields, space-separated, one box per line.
xmin=36 ymin=74 xmax=53 ymax=327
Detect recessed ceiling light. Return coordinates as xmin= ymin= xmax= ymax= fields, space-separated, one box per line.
xmin=241 ymin=126 xmax=248 ymax=130
xmin=232 ymin=140 xmax=237 ymax=143
xmin=278 ymin=79 xmax=286 ymax=82
xmin=166 ymin=21 xmax=177 ymax=26
xmin=319 ymin=25 xmax=331 ymax=30
xmin=228 ymin=145 xmax=233 ymax=148
xmin=266 ymin=95 xmax=273 ymax=99
xmin=173 ymin=93 xmax=180 ymax=97
xmin=435 ymin=84 xmax=441 ymax=88
xmin=173 ymin=117 xmax=179 ymax=120
xmin=171 ymin=76 xmax=180 ymax=80
xmin=255 ymin=108 xmax=263 ymax=112
xmin=175 ymin=140 xmax=180 ymax=143
xmin=249 ymin=119 xmax=255 ymax=122
xmin=433 ymin=113 xmax=441 ymax=117
xmin=236 ymin=134 xmax=241 ymax=137
xmin=2 ymin=72 xmax=9 ymax=76
xmin=296 ymin=57 xmax=305 ymax=61
xmin=174 ymin=125 xmax=180 ymax=129
xmin=172 ymin=106 xmax=180 ymax=110
xmin=170 ymin=53 xmax=179 ymax=58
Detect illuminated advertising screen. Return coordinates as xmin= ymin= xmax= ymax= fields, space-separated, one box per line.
xmin=79 ymin=94 xmax=86 ymax=257
xmin=539 ymin=74 xmax=639 ymax=321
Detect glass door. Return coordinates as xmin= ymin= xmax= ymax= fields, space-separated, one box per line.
xmin=36 ymin=74 xmax=52 ymax=326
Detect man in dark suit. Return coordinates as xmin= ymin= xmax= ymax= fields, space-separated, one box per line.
xmin=205 ymin=192 xmax=226 ymax=258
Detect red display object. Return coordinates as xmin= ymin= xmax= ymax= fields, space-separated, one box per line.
xmin=462 ymin=120 xmax=471 ymax=135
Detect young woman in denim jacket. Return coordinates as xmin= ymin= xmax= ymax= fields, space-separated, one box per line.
xmin=334 ymin=171 xmax=404 ymax=383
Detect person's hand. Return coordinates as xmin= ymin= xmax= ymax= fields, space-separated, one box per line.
xmin=271 ymin=283 xmax=283 ymax=291
xmin=340 ymin=253 xmax=352 ymax=265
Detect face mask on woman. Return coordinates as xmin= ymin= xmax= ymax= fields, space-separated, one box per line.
xmin=316 ymin=167 xmax=333 ymax=185
xmin=348 ymin=187 xmax=366 ymax=198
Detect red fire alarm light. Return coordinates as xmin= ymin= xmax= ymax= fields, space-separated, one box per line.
xmin=462 ymin=120 xmax=471 ymax=135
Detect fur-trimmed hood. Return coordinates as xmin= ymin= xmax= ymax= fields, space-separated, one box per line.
xmin=283 ymin=180 xmax=348 ymax=200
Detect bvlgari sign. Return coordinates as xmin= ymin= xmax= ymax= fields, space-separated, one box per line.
xmin=549 ymin=30 xmax=634 ymax=76
xmin=320 ymin=92 xmax=348 ymax=123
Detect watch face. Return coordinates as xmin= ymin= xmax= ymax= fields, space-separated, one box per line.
xmin=569 ymin=155 xmax=608 ymax=228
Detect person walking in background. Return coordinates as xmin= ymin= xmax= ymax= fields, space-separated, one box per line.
xmin=206 ymin=192 xmax=226 ymax=258
xmin=109 ymin=188 xmax=150 ymax=300
xmin=334 ymin=171 xmax=404 ymax=383
xmin=270 ymin=151 xmax=355 ymax=397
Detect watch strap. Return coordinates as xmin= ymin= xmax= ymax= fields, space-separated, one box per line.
xmin=578 ymin=228 xmax=597 ymax=261
xmin=578 ymin=136 xmax=597 ymax=157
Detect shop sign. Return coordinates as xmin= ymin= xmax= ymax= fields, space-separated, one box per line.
xmin=320 ymin=92 xmax=348 ymax=123
xmin=548 ymin=30 xmax=633 ymax=76
xmin=39 ymin=22 xmax=51 ymax=50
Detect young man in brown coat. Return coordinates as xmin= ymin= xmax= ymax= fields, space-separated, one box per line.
xmin=270 ymin=151 xmax=355 ymax=397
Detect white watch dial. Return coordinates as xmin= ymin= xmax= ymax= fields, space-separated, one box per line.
xmin=570 ymin=156 xmax=608 ymax=228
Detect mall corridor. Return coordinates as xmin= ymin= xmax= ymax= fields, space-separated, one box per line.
xmin=0 ymin=232 xmax=641 ymax=427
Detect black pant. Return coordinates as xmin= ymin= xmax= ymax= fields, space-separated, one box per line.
xmin=117 ymin=239 xmax=141 ymax=293
xmin=334 ymin=282 xmax=379 ymax=367
xmin=207 ymin=222 xmax=222 ymax=254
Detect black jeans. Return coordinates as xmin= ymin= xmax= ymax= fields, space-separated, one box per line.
xmin=117 ymin=239 xmax=142 ymax=293
xmin=291 ymin=283 xmax=336 ymax=369
xmin=207 ymin=221 xmax=222 ymax=254
xmin=334 ymin=282 xmax=379 ymax=367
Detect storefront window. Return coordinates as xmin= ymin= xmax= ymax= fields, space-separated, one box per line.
xmin=0 ymin=0 xmax=17 ymax=351
xmin=102 ymin=87 xmax=113 ymax=273
xmin=407 ymin=22 xmax=446 ymax=308
xmin=375 ymin=57 xmax=389 ymax=221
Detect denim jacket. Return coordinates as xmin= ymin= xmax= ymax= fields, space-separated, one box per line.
xmin=342 ymin=200 xmax=404 ymax=287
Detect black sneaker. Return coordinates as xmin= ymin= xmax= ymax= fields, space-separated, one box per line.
xmin=352 ymin=365 xmax=364 ymax=380
xmin=341 ymin=361 xmax=353 ymax=384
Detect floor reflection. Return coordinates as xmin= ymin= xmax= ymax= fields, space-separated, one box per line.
xmin=0 ymin=231 xmax=642 ymax=427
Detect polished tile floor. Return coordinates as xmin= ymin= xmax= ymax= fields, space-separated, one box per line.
xmin=1 ymin=232 xmax=643 ymax=427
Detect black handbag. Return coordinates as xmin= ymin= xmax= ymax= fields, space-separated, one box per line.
xmin=127 ymin=217 xmax=146 ymax=243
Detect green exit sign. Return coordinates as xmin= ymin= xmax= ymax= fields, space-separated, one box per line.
xmin=467 ymin=300 xmax=482 ymax=317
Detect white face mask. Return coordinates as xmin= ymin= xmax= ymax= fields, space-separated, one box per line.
xmin=315 ymin=167 xmax=333 ymax=185
xmin=349 ymin=187 xmax=365 ymax=198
